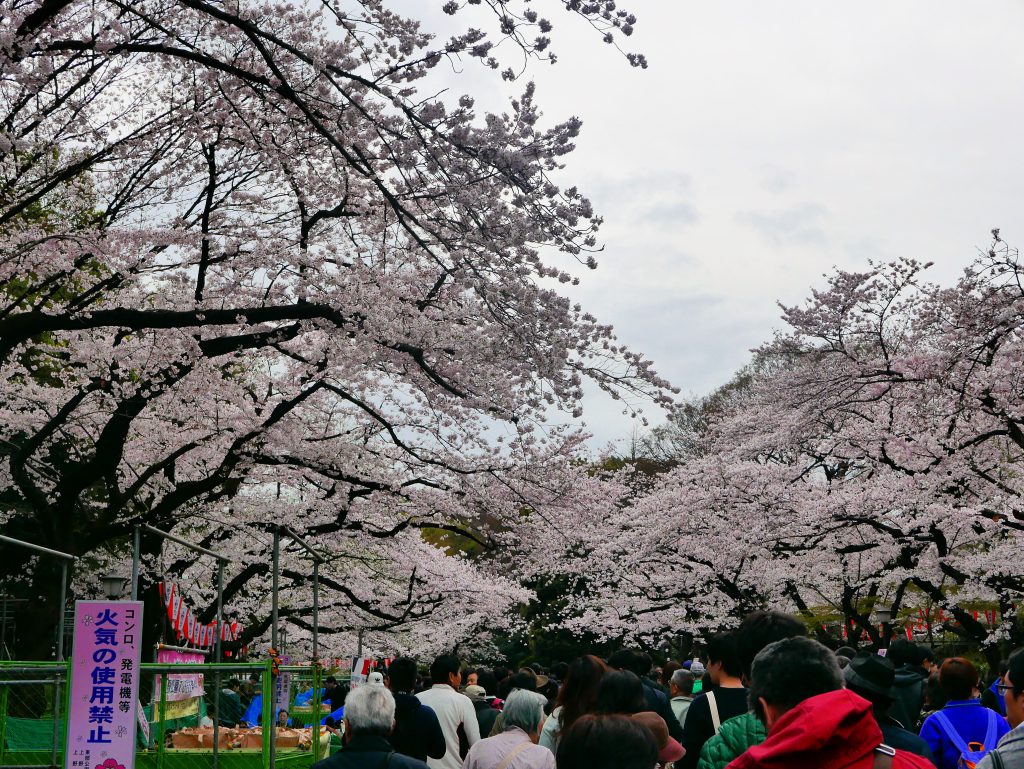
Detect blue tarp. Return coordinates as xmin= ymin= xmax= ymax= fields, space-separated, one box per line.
xmin=243 ymin=693 xmax=263 ymax=727
xmin=321 ymin=706 xmax=344 ymax=725
xmin=243 ymin=689 xmax=333 ymax=726
xmin=293 ymin=688 xmax=324 ymax=706
xmin=245 ymin=693 xmax=330 ymax=726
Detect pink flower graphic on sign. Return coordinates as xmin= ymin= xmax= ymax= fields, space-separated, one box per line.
xmin=95 ymin=758 xmax=125 ymax=769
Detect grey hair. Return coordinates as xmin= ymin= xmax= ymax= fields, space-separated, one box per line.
xmin=501 ymin=689 xmax=548 ymax=735
xmin=670 ymin=669 xmax=693 ymax=689
xmin=343 ymin=684 xmax=395 ymax=736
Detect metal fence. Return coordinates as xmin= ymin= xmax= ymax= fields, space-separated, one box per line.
xmin=0 ymin=661 xmax=341 ymax=769
xmin=0 ymin=662 xmax=68 ymax=769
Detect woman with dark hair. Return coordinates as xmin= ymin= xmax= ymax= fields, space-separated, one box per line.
xmin=556 ymin=714 xmax=659 ymax=769
xmin=594 ymin=670 xmax=685 ymax=766
xmin=537 ymin=654 xmax=609 ymax=752
xmin=920 ymin=657 xmax=1010 ymax=769
xmin=595 ymin=670 xmax=649 ymax=715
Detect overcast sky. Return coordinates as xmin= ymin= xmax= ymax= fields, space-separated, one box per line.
xmin=400 ymin=1 xmax=1024 ymax=451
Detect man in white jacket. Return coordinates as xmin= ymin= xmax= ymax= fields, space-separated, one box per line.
xmin=416 ymin=654 xmax=480 ymax=769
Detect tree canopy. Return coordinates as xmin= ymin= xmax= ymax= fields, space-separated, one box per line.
xmin=0 ymin=0 xmax=669 ymax=658
xmin=537 ymin=240 xmax=1024 ymax=666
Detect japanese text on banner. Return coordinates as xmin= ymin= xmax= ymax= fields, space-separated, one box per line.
xmin=65 ymin=601 xmax=144 ymax=769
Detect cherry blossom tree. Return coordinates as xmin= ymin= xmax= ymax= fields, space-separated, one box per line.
xmin=0 ymin=0 xmax=672 ymax=658
xmin=540 ymin=238 xmax=1024 ymax=665
xmin=757 ymin=238 xmax=1024 ymax=659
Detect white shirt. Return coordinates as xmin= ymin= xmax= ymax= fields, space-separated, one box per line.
xmin=537 ymin=706 xmax=561 ymax=753
xmin=416 ymin=684 xmax=481 ymax=769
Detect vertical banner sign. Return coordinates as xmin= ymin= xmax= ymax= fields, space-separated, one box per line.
xmin=65 ymin=601 xmax=144 ymax=769
xmin=274 ymin=669 xmax=293 ymax=722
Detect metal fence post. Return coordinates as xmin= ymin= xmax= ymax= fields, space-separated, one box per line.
xmin=262 ymin=660 xmax=273 ymax=769
xmin=212 ymin=667 xmax=220 ymax=769
xmin=49 ymin=561 xmax=68 ymax=769
xmin=311 ymin=662 xmax=322 ymax=762
xmin=270 ymin=529 xmax=280 ymax=769
xmin=63 ymin=662 xmax=73 ymax=765
xmin=311 ymin=557 xmax=321 ymax=762
xmin=0 ymin=679 xmax=8 ymax=767
xmin=212 ymin=560 xmax=224 ymax=769
xmin=51 ymin=661 xmax=63 ymax=767
xmin=157 ymin=672 xmax=168 ymax=769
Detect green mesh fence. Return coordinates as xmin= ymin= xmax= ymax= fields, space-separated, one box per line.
xmin=0 ymin=663 xmax=68 ymax=767
xmin=0 ymin=660 xmax=338 ymax=769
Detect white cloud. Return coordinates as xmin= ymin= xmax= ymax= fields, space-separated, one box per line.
xmin=736 ymin=204 xmax=828 ymax=246
xmin=392 ymin=0 xmax=1024 ymax=451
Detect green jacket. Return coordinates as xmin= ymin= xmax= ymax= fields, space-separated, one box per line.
xmin=696 ymin=711 xmax=766 ymax=769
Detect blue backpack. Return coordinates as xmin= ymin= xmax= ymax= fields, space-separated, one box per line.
xmin=931 ymin=710 xmax=1001 ymax=768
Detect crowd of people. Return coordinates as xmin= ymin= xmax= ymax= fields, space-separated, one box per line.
xmin=309 ymin=611 xmax=1024 ymax=769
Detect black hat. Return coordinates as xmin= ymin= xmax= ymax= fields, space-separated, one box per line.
xmin=844 ymin=653 xmax=896 ymax=701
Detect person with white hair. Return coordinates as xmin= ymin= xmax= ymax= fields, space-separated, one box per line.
xmin=311 ymin=683 xmax=429 ymax=769
xmin=461 ymin=689 xmax=555 ymax=769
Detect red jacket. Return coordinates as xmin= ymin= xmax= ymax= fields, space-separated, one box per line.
xmin=725 ymin=690 xmax=935 ymax=769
